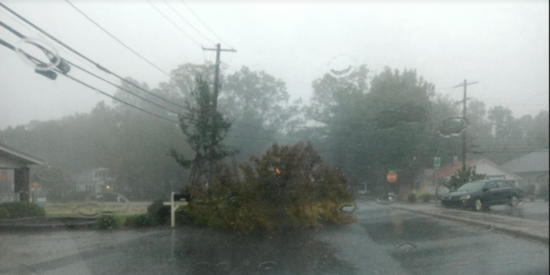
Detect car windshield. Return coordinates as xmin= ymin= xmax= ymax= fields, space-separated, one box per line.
xmin=457 ymin=181 xmax=487 ymax=192
xmin=0 ymin=1 xmax=548 ymax=275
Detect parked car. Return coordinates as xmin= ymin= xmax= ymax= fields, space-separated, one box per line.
xmin=441 ymin=180 xmax=524 ymax=211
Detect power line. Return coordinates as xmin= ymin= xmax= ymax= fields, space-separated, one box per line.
xmin=145 ymin=0 xmax=202 ymax=47
xmin=0 ymin=8 xmax=103 ymax=77
xmin=64 ymin=0 xmax=171 ymax=77
xmin=0 ymin=17 xmax=265 ymax=131
xmin=0 ymin=2 xmax=186 ymax=110
xmin=0 ymin=37 xmax=179 ymax=124
xmin=179 ymin=0 xmax=232 ymax=49
xmin=0 ymin=19 xmax=184 ymax=117
xmin=162 ymin=0 xmax=215 ymax=46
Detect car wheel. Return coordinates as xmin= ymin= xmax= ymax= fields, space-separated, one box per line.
xmin=509 ymin=196 xmax=519 ymax=208
xmin=473 ymin=199 xmax=483 ymax=211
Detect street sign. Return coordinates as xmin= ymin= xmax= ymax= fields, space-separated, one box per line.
xmin=387 ymin=171 xmax=398 ymax=183
xmin=434 ymin=157 xmax=441 ymax=168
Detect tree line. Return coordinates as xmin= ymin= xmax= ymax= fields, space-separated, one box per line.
xmin=0 ymin=62 xmax=547 ymax=200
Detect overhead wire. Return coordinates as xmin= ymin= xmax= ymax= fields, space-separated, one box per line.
xmin=0 ymin=19 xmax=184 ymax=118
xmin=64 ymin=0 xmax=171 ymax=77
xmin=179 ymin=0 xmax=232 ymax=49
xmin=0 ymin=8 xmax=106 ymax=79
xmin=0 ymin=37 xmax=179 ymax=124
xmin=0 ymin=1 xmax=186 ymax=110
xmin=0 ymin=17 xmax=265 ymax=130
xmin=161 ymin=0 xmax=215 ymax=46
xmin=144 ymin=0 xmax=203 ymax=47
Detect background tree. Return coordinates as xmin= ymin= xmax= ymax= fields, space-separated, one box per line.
xmin=220 ymin=66 xmax=303 ymax=162
xmin=170 ymin=76 xmax=237 ymax=187
xmin=445 ymin=165 xmax=487 ymax=191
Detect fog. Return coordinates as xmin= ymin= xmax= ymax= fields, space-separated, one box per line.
xmin=0 ymin=1 xmax=548 ymax=129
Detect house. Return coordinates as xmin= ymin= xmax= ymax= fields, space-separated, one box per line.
xmin=74 ymin=168 xmax=115 ymax=193
xmin=502 ymin=150 xmax=549 ymax=195
xmin=436 ymin=158 xmax=521 ymax=186
xmin=0 ymin=143 xmax=45 ymax=202
xmin=420 ymin=158 xmax=521 ymax=195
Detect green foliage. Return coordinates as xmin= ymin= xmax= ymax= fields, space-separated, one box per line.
xmin=446 ymin=165 xmax=486 ymax=191
xmin=0 ymin=202 xmax=45 ymax=219
xmin=170 ymin=75 xmax=237 ymax=186
xmin=182 ymin=142 xmax=355 ymax=234
xmin=125 ymin=214 xmax=154 ymax=227
xmin=147 ymin=199 xmax=170 ymax=225
xmin=0 ymin=207 xmax=9 ymax=219
xmin=94 ymin=215 xmax=122 ymax=230
xmin=407 ymin=192 xmax=417 ymax=203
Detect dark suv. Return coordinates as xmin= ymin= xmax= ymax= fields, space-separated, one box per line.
xmin=441 ymin=180 xmax=524 ymax=211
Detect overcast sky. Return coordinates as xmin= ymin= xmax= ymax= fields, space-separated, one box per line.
xmin=0 ymin=0 xmax=548 ymax=130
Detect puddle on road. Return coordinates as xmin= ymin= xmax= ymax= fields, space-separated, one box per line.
xmin=361 ymin=211 xmax=481 ymax=245
xmin=70 ymin=228 xmax=357 ymax=275
xmin=171 ymin=228 xmax=357 ymax=275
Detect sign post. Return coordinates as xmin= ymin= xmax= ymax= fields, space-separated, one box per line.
xmin=434 ymin=157 xmax=440 ymax=205
xmin=164 ymin=192 xmax=188 ymax=228
xmin=434 ymin=157 xmax=441 ymax=169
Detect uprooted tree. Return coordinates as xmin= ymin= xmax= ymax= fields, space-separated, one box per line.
xmin=170 ymin=75 xmax=237 ymax=187
xmin=180 ymin=142 xmax=356 ymax=234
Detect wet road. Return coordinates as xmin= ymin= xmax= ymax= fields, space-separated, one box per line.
xmin=0 ymin=201 xmax=548 ymax=275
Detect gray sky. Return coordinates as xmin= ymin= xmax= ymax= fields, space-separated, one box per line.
xmin=1 ymin=0 xmax=548 ymax=129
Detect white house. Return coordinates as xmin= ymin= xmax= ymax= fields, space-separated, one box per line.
xmin=74 ymin=168 xmax=115 ymax=193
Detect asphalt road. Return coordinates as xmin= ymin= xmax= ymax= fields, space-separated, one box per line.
xmin=0 ymin=201 xmax=548 ymax=275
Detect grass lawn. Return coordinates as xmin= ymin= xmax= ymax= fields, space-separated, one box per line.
xmin=45 ymin=203 xmax=148 ymax=218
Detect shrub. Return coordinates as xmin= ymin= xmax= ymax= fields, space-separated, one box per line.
xmin=125 ymin=214 xmax=154 ymax=227
xmin=95 ymin=215 xmax=122 ymax=230
xmin=0 ymin=207 xmax=9 ymax=220
xmin=396 ymin=193 xmax=408 ymax=202
xmin=407 ymin=192 xmax=417 ymax=203
xmin=419 ymin=193 xmax=432 ymax=203
xmin=147 ymin=199 xmax=170 ymax=225
xmin=0 ymin=202 xmax=45 ymax=219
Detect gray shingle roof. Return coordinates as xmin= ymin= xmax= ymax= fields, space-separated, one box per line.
xmin=502 ymin=151 xmax=549 ymax=173
xmin=0 ymin=142 xmax=45 ymax=166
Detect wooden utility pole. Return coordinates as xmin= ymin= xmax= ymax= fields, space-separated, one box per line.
xmin=453 ymin=80 xmax=478 ymax=170
xmin=202 ymin=44 xmax=236 ymax=179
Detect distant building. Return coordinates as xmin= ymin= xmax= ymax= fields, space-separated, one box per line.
xmin=502 ymin=151 xmax=549 ymax=194
xmin=74 ymin=168 xmax=115 ymax=193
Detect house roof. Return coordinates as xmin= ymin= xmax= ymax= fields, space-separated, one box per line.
xmin=501 ymin=151 xmax=549 ymax=174
xmin=0 ymin=142 xmax=45 ymax=167
xmin=436 ymin=158 xmax=520 ymax=180
xmin=436 ymin=159 xmax=483 ymax=179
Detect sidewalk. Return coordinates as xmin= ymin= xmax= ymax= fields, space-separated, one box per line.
xmin=391 ymin=202 xmax=549 ymax=245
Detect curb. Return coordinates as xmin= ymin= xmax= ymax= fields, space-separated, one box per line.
xmin=391 ymin=206 xmax=549 ymax=246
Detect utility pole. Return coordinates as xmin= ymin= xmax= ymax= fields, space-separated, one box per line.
xmin=453 ymin=80 xmax=478 ymax=170
xmin=202 ymin=43 xmax=236 ymax=180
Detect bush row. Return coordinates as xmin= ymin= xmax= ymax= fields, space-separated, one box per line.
xmin=0 ymin=202 xmax=45 ymax=219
